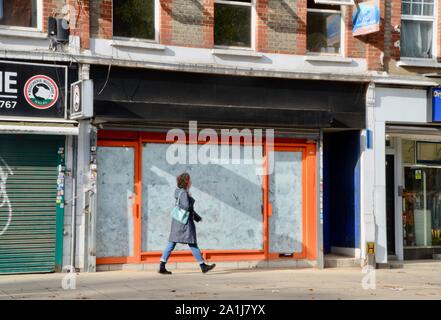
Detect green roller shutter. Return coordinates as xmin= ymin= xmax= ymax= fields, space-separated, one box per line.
xmin=0 ymin=135 xmax=65 ymax=274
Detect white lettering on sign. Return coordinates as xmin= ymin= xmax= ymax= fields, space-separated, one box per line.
xmin=0 ymin=71 xmax=18 ymax=97
xmin=434 ymin=90 xmax=441 ymax=98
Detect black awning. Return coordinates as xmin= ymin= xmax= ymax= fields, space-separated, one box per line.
xmin=94 ymin=100 xmax=333 ymax=128
xmin=91 ymin=66 xmax=367 ymax=129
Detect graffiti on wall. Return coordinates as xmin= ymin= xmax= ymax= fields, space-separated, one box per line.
xmin=0 ymin=157 xmax=13 ymax=236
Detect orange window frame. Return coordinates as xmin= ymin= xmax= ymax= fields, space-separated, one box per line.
xmin=96 ymin=131 xmax=317 ymax=265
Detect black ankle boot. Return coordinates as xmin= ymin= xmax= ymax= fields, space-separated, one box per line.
xmin=158 ymin=262 xmax=172 ymax=275
xmin=200 ymin=263 xmax=216 ymax=273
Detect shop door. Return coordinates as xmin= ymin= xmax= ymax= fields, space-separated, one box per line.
xmin=96 ymin=141 xmax=140 ymax=264
xmin=0 ymin=135 xmax=65 ymax=274
xmin=268 ymin=147 xmax=304 ymax=257
xmin=403 ymin=167 xmax=441 ymax=249
xmin=385 ymin=155 xmax=396 ymax=255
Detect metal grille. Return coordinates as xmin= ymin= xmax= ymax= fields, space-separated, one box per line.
xmin=0 ymin=135 xmax=62 ymax=274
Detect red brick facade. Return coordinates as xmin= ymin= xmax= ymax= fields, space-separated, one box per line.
xmin=39 ymin=0 xmax=430 ymax=71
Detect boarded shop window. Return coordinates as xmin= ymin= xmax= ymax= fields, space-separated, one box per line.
xmin=113 ymin=0 xmax=155 ymax=40
xmin=214 ymin=0 xmax=252 ymax=47
xmin=401 ymin=0 xmax=435 ymax=58
xmin=141 ymin=143 xmax=264 ymax=251
xmin=0 ymin=0 xmax=37 ymax=28
xmin=269 ymin=151 xmax=303 ymax=254
xmin=96 ymin=147 xmax=135 ymax=258
xmin=307 ymin=0 xmax=342 ymax=54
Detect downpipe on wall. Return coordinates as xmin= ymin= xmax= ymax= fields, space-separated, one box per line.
xmin=70 ymin=136 xmax=78 ymax=272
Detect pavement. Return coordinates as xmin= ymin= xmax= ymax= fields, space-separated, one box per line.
xmin=0 ymin=261 xmax=440 ymax=300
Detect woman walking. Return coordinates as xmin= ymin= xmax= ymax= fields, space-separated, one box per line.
xmin=159 ymin=172 xmax=216 ymax=274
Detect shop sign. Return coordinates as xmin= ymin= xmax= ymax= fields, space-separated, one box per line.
xmin=0 ymin=60 xmax=67 ymax=119
xmin=432 ymin=87 xmax=441 ymax=122
xmin=352 ymin=0 xmax=380 ymax=36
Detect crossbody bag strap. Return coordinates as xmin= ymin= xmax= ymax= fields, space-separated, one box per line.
xmin=176 ymin=190 xmax=185 ymax=206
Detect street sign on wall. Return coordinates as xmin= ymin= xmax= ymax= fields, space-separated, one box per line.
xmin=0 ymin=60 xmax=67 ymax=119
xmin=352 ymin=0 xmax=380 ymax=36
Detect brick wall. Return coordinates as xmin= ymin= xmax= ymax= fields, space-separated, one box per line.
xmin=294 ymin=0 xmax=306 ymax=55
xmin=43 ymin=0 xmax=66 ymax=33
xmin=160 ymin=0 xmax=213 ymax=47
xmin=365 ymin=0 xmax=385 ymax=71
xmin=437 ymin=0 xmax=441 ymax=62
xmin=90 ymin=0 xmax=112 ymax=39
xmin=69 ymin=0 xmax=90 ymax=49
xmin=383 ymin=0 xmax=400 ymax=65
xmin=345 ymin=5 xmax=366 ymax=59
xmin=257 ymin=0 xmax=299 ymax=54
xmin=84 ymin=0 xmax=392 ymax=70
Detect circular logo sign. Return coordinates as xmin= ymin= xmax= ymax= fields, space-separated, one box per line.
xmin=73 ymin=84 xmax=81 ymax=112
xmin=24 ymin=75 xmax=59 ymax=110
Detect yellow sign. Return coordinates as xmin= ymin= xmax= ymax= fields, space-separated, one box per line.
xmin=367 ymin=242 xmax=375 ymax=255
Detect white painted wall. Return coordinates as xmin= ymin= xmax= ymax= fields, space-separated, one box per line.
xmin=361 ymin=85 xmax=429 ymax=264
xmin=90 ymin=38 xmax=367 ymax=76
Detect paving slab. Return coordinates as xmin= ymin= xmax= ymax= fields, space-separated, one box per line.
xmin=0 ymin=263 xmax=439 ymax=300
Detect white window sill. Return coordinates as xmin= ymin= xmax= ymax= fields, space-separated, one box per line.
xmin=110 ymin=39 xmax=166 ymax=51
xmin=397 ymin=58 xmax=441 ymax=68
xmin=304 ymin=55 xmax=353 ymax=64
xmin=212 ymin=48 xmax=263 ymax=58
xmin=0 ymin=28 xmax=47 ymax=39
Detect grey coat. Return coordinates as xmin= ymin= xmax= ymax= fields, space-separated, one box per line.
xmin=168 ymin=188 xmax=201 ymax=245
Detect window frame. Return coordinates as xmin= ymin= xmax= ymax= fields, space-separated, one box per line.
xmin=0 ymin=0 xmax=43 ymax=32
xmin=306 ymin=5 xmax=346 ymax=56
xmin=112 ymin=0 xmax=160 ymax=43
xmin=314 ymin=0 xmax=354 ymax=5
xmin=401 ymin=0 xmax=438 ymax=60
xmin=213 ymin=0 xmax=256 ymax=50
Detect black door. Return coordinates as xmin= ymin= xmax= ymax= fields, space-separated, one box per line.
xmin=386 ymin=155 xmax=396 ymax=255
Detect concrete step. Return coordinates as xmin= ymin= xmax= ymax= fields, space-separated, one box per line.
xmin=377 ymin=261 xmax=404 ymax=269
xmin=324 ymin=254 xmax=361 ymax=268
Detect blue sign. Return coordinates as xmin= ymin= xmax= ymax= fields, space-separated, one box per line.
xmin=432 ymin=88 xmax=441 ymax=122
xmin=353 ymin=0 xmax=380 ymax=36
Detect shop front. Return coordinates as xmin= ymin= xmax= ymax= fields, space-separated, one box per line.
xmin=364 ymin=83 xmax=441 ymax=263
xmin=91 ymin=66 xmax=367 ymax=267
xmin=0 ymin=60 xmax=78 ymax=274
xmin=385 ymin=131 xmax=441 ymax=260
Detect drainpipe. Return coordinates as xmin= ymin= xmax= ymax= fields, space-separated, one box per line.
xmin=70 ymin=136 xmax=77 ymax=272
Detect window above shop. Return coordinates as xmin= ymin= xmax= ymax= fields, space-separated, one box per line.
xmin=0 ymin=0 xmax=39 ymax=29
xmin=401 ymin=0 xmax=436 ymax=59
xmin=307 ymin=0 xmax=343 ymax=55
xmin=214 ymin=0 xmax=253 ymax=48
xmin=113 ymin=0 xmax=157 ymax=41
xmin=416 ymin=141 xmax=441 ymax=164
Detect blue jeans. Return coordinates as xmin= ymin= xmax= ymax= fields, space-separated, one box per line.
xmin=160 ymin=241 xmax=204 ymax=265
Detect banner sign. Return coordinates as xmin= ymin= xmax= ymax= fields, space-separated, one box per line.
xmin=0 ymin=60 xmax=67 ymax=119
xmin=352 ymin=0 xmax=380 ymax=36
